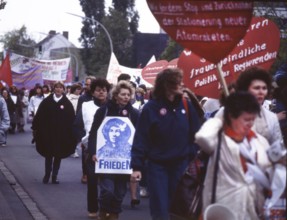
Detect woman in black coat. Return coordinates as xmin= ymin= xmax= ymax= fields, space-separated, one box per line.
xmin=32 ymin=81 xmax=77 ymax=184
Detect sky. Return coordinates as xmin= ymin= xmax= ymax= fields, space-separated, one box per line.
xmin=0 ymin=0 xmax=160 ymax=48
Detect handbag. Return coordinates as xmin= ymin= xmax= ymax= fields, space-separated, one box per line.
xmin=170 ymin=129 xmax=222 ymax=220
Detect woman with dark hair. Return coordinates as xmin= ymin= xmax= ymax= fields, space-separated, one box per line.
xmin=131 ymin=68 xmax=201 ymax=220
xmin=28 ymin=85 xmax=44 ymax=122
xmin=235 ymin=67 xmax=284 ymax=157
xmin=196 ymin=91 xmax=272 ymax=220
xmin=42 ymin=85 xmax=51 ymax=98
xmin=1 ymin=87 xmax=16 ymax=134
xmin=73 ymin=78 xmax=110 ymax=218
xmin=88 ymin=80 xmax=139 ymax=220
xmin=215 ymin=67 xmax=286 ymax=218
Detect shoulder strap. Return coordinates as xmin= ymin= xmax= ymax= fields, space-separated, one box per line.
xmin=182 ymin=97 xmax=189 ymax=119
xmin=211 ymin=129 xmax=222 ymax=204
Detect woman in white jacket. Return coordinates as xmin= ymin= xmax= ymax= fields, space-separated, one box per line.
xmin=196 ymin=92 xmax=272 ymax=220
xmin=28 ymin=85 xmax=44 ymax=118
xmin=235 ymin=67 xmax=286 ymax=216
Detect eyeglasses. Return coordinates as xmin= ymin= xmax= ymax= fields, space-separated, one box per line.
xmin=95 ymin=88 xmax=107 ymax=93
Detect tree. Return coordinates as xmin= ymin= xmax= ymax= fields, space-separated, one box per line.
xmin=112 ymin=0 xmax=139 ymax=34
xmin=83 ymin=8 xmax=134 ymax=78
xmin=0 ymin=25 xmax=36 ymax=58
xmin=159 ymin=38 xmax=183 ymax=61
xmin=253 ymin=2 xmax=287 ymax=75
xmin=79 ymin=0 xmax=139 ymax=78
xmin=79 ymin=0 xmax=106 ymax=75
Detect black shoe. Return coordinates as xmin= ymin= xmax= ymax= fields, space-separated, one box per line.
xmin=42 ymin=175 xmax=50 ymax=184
xmin=131 ymin=199 xmax=140 ymax=208
xmin=52 ymin=176 xmax=60 ymax=184
xmin=9 ymin=129 xmax=15 ymax=134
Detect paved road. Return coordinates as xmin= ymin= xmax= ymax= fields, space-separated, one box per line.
xmin=0 ymin=125 xmax=150 ymax=220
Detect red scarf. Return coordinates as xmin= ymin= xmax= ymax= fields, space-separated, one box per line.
xmin=224 ymin=124 xmax=257 ymax=173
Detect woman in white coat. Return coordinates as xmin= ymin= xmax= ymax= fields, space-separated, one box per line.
xmin=196 ymin=92 xmax=272 ymax=220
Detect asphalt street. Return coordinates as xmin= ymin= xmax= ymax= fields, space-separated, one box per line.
xmin=0 ymin=125 xmax=150 ymax=220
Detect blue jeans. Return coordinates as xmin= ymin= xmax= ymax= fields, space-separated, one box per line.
xmin=98 ymin=174 xmax=128 ymax=214
xmin=148 ymin=159 xmax=188 ymax=220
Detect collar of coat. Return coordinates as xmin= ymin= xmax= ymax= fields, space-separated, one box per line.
xmin=224 ymin=124 xmax=257 ymax=143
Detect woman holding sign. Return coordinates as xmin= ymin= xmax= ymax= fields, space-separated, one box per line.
xmin=88 ymin=81 xmax=139 ymax=220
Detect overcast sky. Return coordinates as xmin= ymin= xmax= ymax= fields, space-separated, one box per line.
xmin=0 ymin=0 xmax=160 ymax=48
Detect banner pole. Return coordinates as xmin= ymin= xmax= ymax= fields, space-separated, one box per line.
xmin=217 ymin=63 xmax=229 ymax=97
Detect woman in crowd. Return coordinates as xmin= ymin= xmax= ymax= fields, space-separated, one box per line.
xmin=32 ymin=81 xmax=77 ymax=184
xmin=67 ymin=83 xmax=82 ymax=158
xmin=73 ymin=78 xmax=110 ymax=218
xmin=18 ymin=88 xmax=29 ymax=132
xmin=28 ymin=85 xmax=44 ymax=121
xmin=9 ymin=85 xmax=22 ymax=134
xmin=0 ymin=87 xmax=10 ymax=147
xmin=67 ymin=83 xmax=82 ymax=112
xmin=131 ymin=68 xmax=201 ymax=220
xmin=42 ymin=85 xmax=51 ymax=98
xmin=235 ymin=67 xmax=284 ymax=147
xmin=88 ymin=81 xmax=139 ymax=220
xmin=196 ymin=91 xmax=272 ymax=220
xmin=215 ymin=66 xmax=286 ymax=217
xmin=1 ymin=87 xmax=16 ymax=135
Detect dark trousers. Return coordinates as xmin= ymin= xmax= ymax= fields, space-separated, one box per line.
xmin=45 ymin=156 xmax=61 ymax=177
xmin=82 ymin=146 xmax=88 ymax=176
xmin=87 ymin=169 xmax=99 ymax=213
xmin=147 ymin=159 xmax=188 ymax=220
xmin=139 ymin=161 xmax=148 ymax=188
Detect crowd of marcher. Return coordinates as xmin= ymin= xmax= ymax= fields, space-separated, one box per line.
xmin=0 ymin=64 xmax=286 ymax=220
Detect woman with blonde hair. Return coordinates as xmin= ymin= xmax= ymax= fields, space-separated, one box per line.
xmin=88 ymin=80 xmax=139 ymax=220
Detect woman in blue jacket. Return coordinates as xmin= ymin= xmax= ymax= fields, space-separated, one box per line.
xmin=131 ymin=68 xmax=201 ymax=220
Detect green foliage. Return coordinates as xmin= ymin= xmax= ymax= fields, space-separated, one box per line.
xmin=253 ymin=2 xmax=287 ymax=74
xmin=79 ymin=0 xmax=138 ymax=78
xmin=0 ymin=25 xmax=36 ymax=57
xmin=159 ymin=38 xmax=183 ymax=61
xmin=112 ymin=0 xmax=139 ymax=34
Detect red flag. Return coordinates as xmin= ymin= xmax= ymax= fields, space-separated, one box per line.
xmin=0 ymin=54 xmax=13 ymax=87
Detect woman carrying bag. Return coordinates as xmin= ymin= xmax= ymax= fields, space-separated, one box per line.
xmin=195 ymin=92 xmax=272 ymax=220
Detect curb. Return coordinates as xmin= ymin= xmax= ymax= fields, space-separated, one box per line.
xmin=0 ymin=160 xmax=48 ymax=220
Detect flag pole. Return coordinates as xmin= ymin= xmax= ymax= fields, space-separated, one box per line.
xmin=217 ymin=63 xmax=229 ymax=97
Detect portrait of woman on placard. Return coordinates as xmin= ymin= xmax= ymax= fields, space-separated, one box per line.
xmin=97 ymin=117 xmax=132 ymax=159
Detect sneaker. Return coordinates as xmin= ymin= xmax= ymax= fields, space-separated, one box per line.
xmin=140 ymin=187 xmax=149 ymax=198
xmin=0 ymin=143 xmax=6 ymax=147
xmin=71 ymin=152 xmax=79 ymax=158
xmin=88 ymin=212 xmax=98 ymax=219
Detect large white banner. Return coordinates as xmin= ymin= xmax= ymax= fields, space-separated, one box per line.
xmin=95 ymin=116 xmax=135 ymax=174
xmin=32 ymin=58 xmax=70 ymax=81
xmin=10 ymin=52 xmax=71 ymax=82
